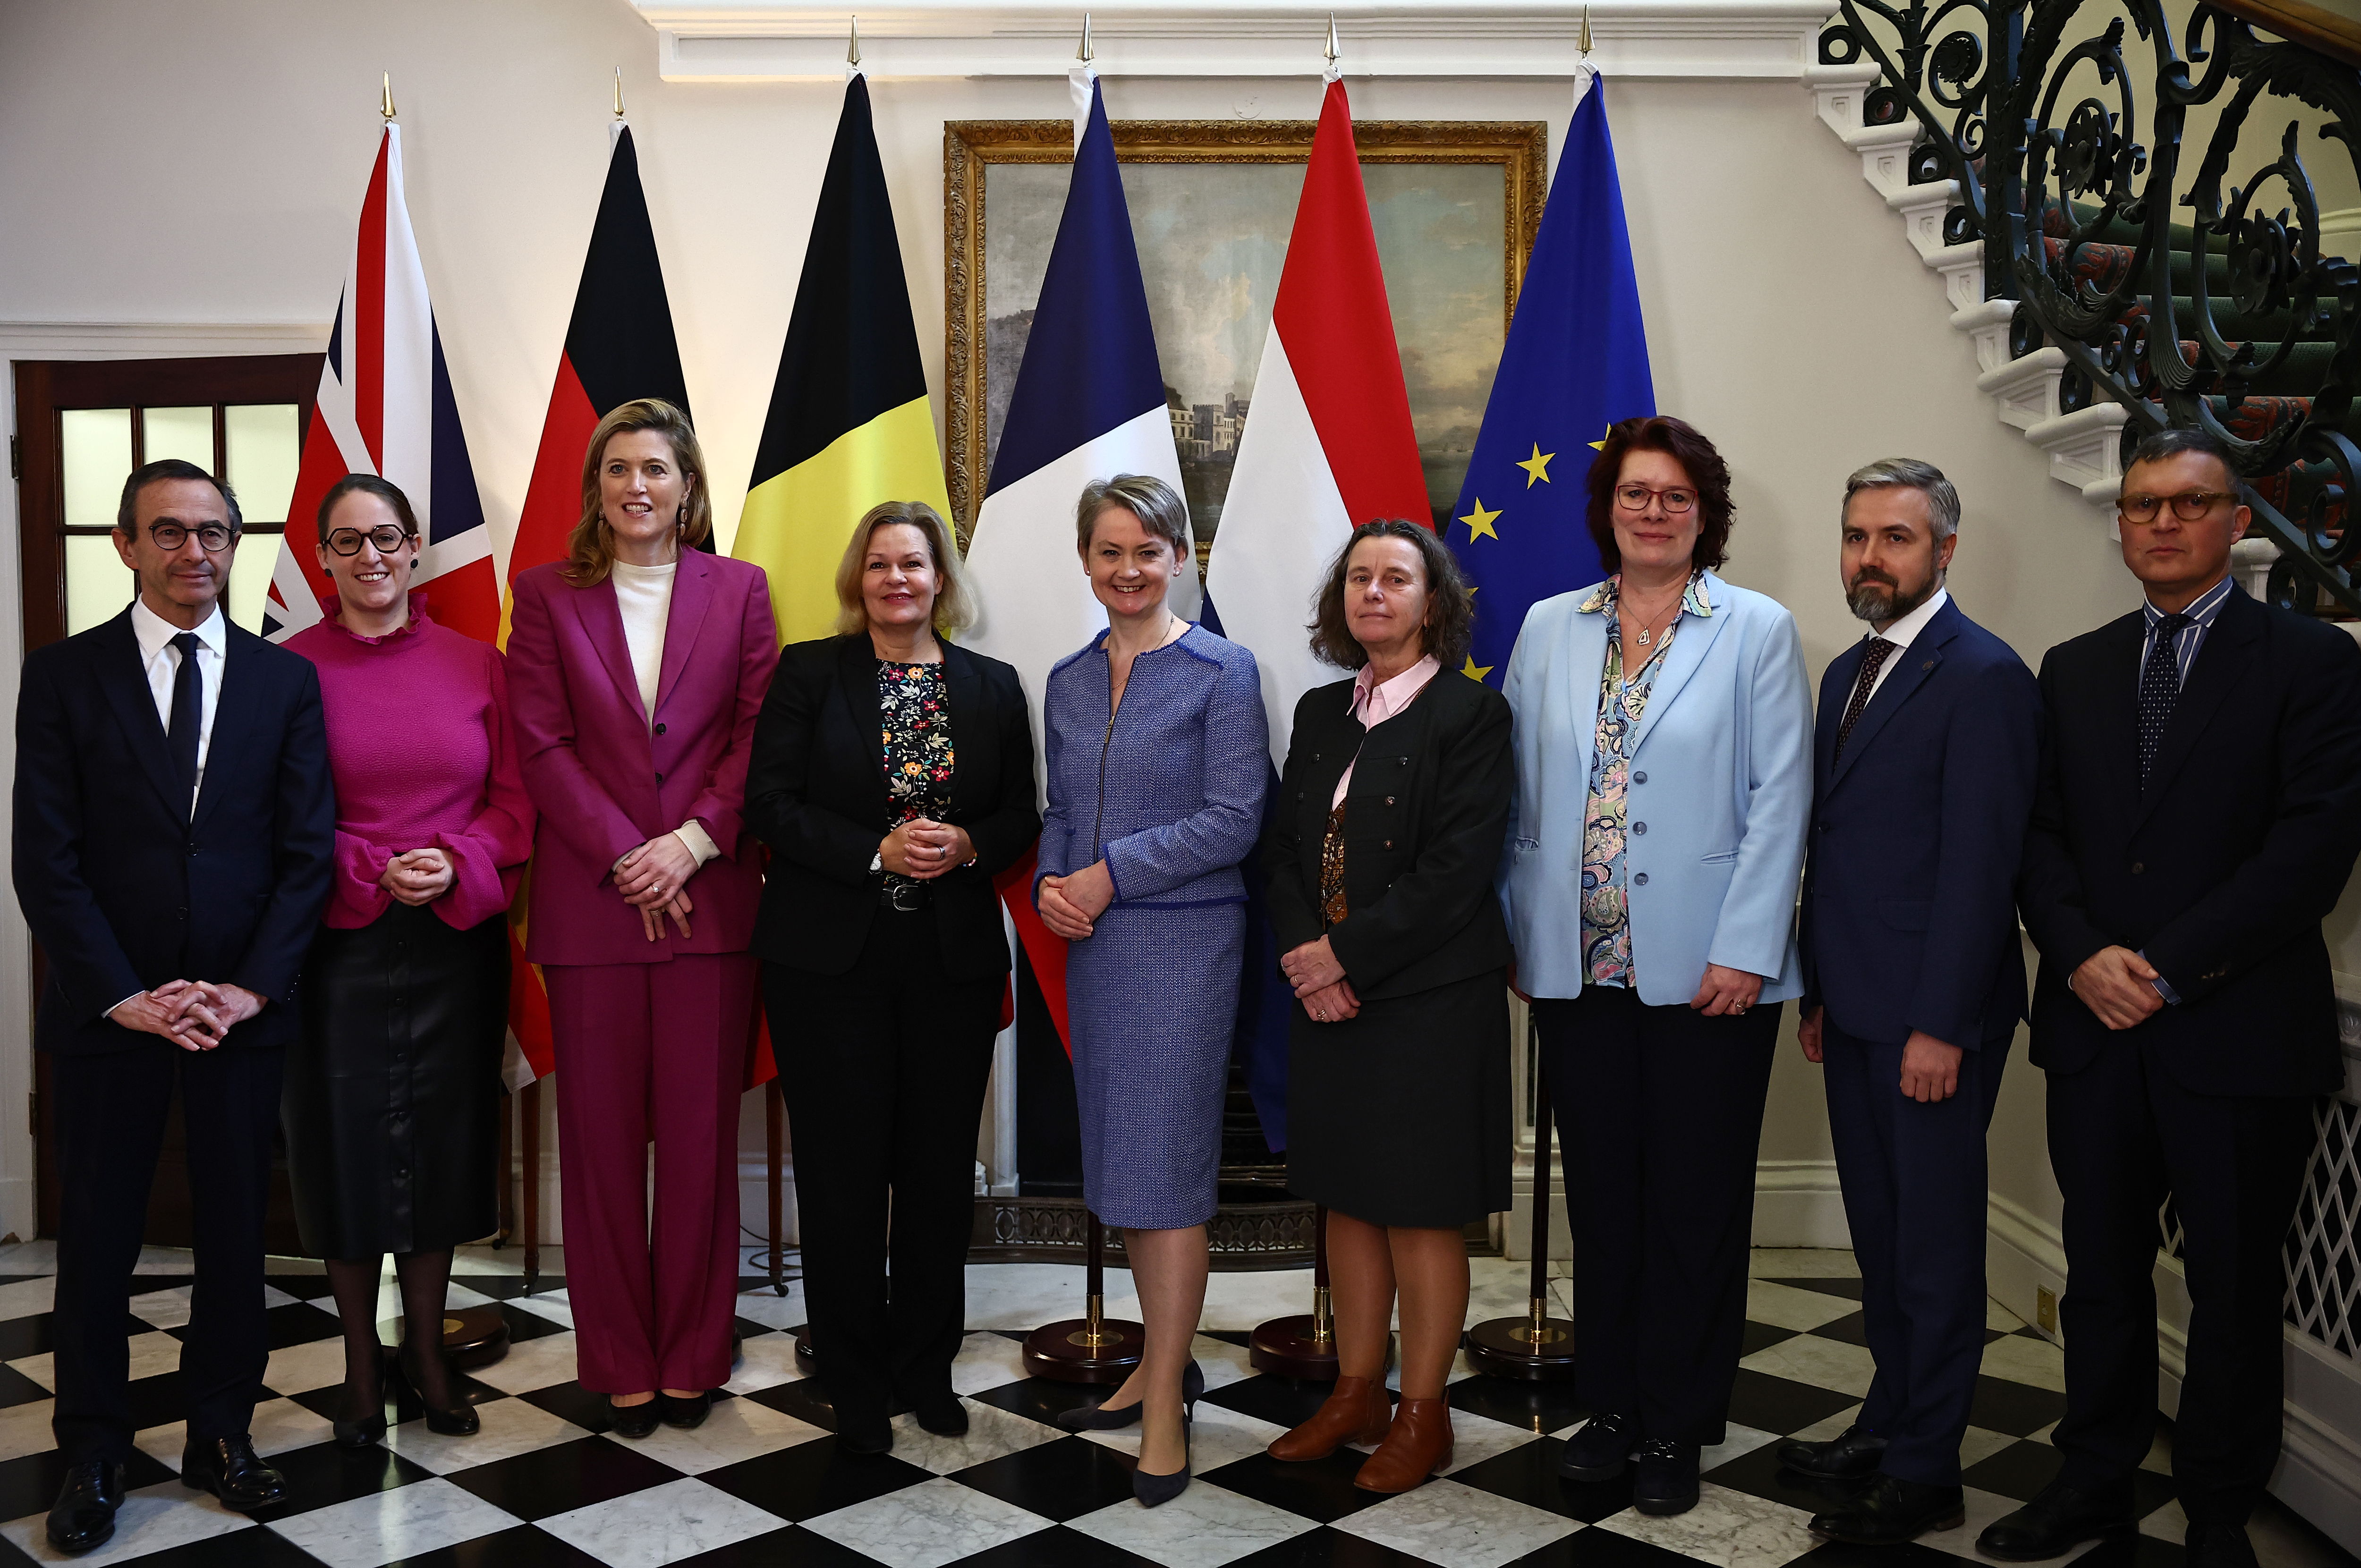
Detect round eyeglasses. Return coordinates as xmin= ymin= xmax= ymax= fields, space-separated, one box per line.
xmin=1614 ymin=484 xmax=1698 ymax=515
xmin=2117 ymin=491 xmax=2233 ymax=524
xmin=144 ymin=522 xmax=236 ymax=552
xmin=326 ymin=526 xmax=416 ymax=557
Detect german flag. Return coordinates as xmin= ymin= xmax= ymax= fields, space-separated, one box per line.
xmin=733 ymin=74 xmax=949 ymax=645
xmin=504 ymin=123 xmax=690 ymax=624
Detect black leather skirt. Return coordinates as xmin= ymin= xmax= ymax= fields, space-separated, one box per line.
xmin=285 ymin=902 xmax=509 ymax=1259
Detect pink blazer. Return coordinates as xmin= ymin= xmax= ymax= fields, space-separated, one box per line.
xmin=506 ymin=552 xmax=779 ymax=966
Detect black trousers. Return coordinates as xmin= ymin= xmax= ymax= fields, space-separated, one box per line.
xmin=2046 ymin=1039 xmax=2315 ymax=1526
xmin=51 ymin=1043 xmax=281 ymax=1464
xmin=1823 ymin=1022 xmax=2008 ymax=1485
xmin=1536 ymin=984 xmax=1781 ymax=1445
xmin=768 ymin=906 xmax=1002 ymax=1424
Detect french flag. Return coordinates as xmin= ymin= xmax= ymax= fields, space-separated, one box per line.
xmin=1203 ymin=74 xmax=1431 ymax=765
xmin=263 ymin=123 xmax=498 ymax=644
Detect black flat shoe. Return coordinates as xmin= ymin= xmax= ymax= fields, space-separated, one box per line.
xmin=46 ymin=1459 xmax=123 ymax=1555
xmin=1558 ymin=1410 xmax=1637 ymax=1482
xmin=1633 ymin=1437 xmax=1700 ymax=1516
xmin=659 ymin=1391 xmax=712 ymax=1430
xmin=1133 ymin=1408 xmax=1191 ymax=1508
xmin=2187 ymin=1522 xmax=2260 ymax=1568
xmin=1778 ymin=1423 xmax=1886 ymax=1480
xmin=332 ymin=1354 xmax=389 ymax=1449
xmin=1056 ymin=1360 xmax=1203 ymax=1433
xmin=1809 ymin=1474 xmax=1966 ymax=1544
xmin=913 ymin=1392 xmax=968 ymax=1437
xmin=609 ymin=1399 xmax=661 ymax=1440
xmin=180 ymin=1435 xmax=288 ymax=1513
xmin=838 ymin=1409 xmax=893 ymax=1456
xmin=1977 ymin=1479 xmax=2136 ymax=1561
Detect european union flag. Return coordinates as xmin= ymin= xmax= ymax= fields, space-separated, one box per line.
xmin=1448 ymin=71 xmax=1654 ymax=683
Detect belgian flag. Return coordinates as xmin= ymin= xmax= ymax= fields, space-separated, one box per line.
xmin=505 ymin=123 xmax=691 ymax=619
xmin=733 ymin=74 xmax=951 ymax=645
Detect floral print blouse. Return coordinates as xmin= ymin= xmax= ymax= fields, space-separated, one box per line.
xmin=1577 ymin=572 xmax=1713 ymax=986
xmin=878 ymin=660 xmax=954 ymax=889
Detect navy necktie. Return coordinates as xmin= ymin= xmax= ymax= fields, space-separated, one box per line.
xmin=2137 ymin=613 xmax=2191 ymax=790
xmin=168 ymin=631 xmax=202 ymax=813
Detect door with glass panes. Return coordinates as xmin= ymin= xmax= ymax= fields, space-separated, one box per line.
xmin=13 ymin=353 xmax=319 ymax=1247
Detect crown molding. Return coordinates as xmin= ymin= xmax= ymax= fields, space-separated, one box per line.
xmin=631 ymin=1 xmax=1834 ymax=82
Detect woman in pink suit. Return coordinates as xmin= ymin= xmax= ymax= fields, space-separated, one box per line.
xmin=506 ymin=398 xmax=780 ymax=1437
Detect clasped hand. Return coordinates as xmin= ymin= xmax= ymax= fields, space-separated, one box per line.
xmin=380 ymin=847 xmax=454 ymax=907
xmin=881 ymin=818 xmax=974 ymax=882
xmin=1283 ymin=937 xmax=1359 ymax=1024
xmin=2072 ymin=944 xmax=2166 ymax=1031
xmin=1036 ymin=861 xmax=1113 ymax=941
xmin=615 ymin=834 xmax=697 ymax=943
xmin=110 ymin=980 xmax=262 ymax=1051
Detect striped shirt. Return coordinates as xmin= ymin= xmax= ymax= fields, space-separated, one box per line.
xmin=2138 ymin=574 xmax=2237 ymax=691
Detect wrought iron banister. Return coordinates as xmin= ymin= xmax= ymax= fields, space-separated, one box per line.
xmin=1826 ymin=0 xmax=2361 ymax=615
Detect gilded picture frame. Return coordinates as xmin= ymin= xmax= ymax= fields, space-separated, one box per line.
xmin=943 ymin=118 xmax=1548 ymax=549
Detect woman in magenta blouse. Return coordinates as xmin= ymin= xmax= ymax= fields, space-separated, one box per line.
xmin=284 ymin=474 xmax=533 ymax=1447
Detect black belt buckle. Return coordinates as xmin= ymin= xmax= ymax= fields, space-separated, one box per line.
xmin=880 ymin=881 xmax=930 ymax=912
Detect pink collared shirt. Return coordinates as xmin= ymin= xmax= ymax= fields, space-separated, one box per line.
xmin=1334 ymin=653 xmax=1441 ymax=807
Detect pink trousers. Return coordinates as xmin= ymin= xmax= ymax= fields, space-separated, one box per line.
xmin=545 ymin=954 xmax=757 ymax=1394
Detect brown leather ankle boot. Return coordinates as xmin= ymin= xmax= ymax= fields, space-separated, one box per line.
xmin=1267 ymin=1375 xmax=1393 ymax=1461
xmin=1352 ymin=1397 xmax=1455 ymax=1492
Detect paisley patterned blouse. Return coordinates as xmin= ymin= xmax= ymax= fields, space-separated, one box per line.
xmin=878 ymin=660 xmax=954 ymax=890
xmin=1577 ymin=572 xmax=1714 ymax=986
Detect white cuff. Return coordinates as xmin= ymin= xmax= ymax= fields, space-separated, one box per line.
xmin=674 ymin=822 xmax=722 ymax=867
xmin=107 ymin=992 xmax=144 ymax=1020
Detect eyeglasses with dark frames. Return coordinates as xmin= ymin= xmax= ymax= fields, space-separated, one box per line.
xmin=325 ymin=525 xmax=417 ymax=557
xmin=2117 ymin=490 xmax=2234 ymax=524
xmin=1614 ymin=483 xmax=1699 ymax=515
xmin=143 ymin=521 xmax=236 ymax=552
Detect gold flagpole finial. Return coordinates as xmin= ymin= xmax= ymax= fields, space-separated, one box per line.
xmin=1078 ymin=10 xmax=1094 ymax=62
xmin=612 ymin=66 xmax=626 ymax=119
xmin=848 ymin=14 xmax=863 ymax=67
xmin=380 ymin=71 xmax=396 ymax=123
xmin=1580 ymin=6 xmax=1593 ymax=56
xmin=1324 ymin=12 xmax=1341 ymax=64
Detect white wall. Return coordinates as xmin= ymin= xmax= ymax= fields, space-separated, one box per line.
xmin=1 ymin=0 xmax=2162 ymax=1246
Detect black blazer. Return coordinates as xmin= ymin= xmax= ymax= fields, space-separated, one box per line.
xmin=1800 ymin=597 xmax=2041 ymax=1050
xmin=747 ymin=634 xmax=1039 ymax=980
xmin=12 ymin=609 xmax=335 ymax=1055
xmin=2019 ymin=585 xmax=2361 ymax=1094
xmin=1265 ymin=668 xmax=1512 ymax=1000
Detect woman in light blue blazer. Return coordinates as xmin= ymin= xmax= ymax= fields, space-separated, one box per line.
xmin=1499 ymin=415 xmax=1811 ymax=1518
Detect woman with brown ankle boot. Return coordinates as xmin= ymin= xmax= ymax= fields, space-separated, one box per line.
xmin=1259 ymin=520 xmax=1514 ymax=1494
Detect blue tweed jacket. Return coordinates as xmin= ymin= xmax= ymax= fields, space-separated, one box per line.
xmin=1037 ymin=623 xmax=1268 ymax=907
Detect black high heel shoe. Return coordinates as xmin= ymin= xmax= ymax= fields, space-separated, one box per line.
xmin=1132 ymin=1407 xmax=1193 ymax=1508
xmin=1057 ymin=1360 xmax=1203 ymax=1433
xmin=396 ymin=1342 xmax=480 ymax=1437
xmin=332 ymin=1350 xmax=388 ymax=1448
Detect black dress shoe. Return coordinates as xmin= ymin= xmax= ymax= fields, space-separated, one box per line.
xmin=1977 ymin=1479 xmax=2136 ymax=1561
xmin=912 ymin=1392 xmax=968 ymax=1437
xmin=659 ymin=1391 xmax=711 ymax=1430
xmin=2186 ymin=1522 xmax=2260 ymax=1568
xmin=1809 ymin=1474 xmax=1966 ymax=1543
xmin=1558 ymin=1410 xmax=1637 ymax=1481
xmin=1778 ymin=1424 xmax=1886 ymax=1480
xmin=397 ymin=1345 xmax=479 ymax=1436
xmin=1056 ymin=1360 xmax=1203 ymax=1433
xmin=837 ymin=1408 xmax=894 ymax=1455
xmin=609 ymin=1399 xmax=661 ymax=1440
xmin=180 ymin=1435 xmax=288 ymax=1512
xmin=46 ymin=1460 xmax=123 ymax=1555
xmin=1633 ymin=1437 xmax=1700 ymax=1516
xmin=1132 ymin=1409 xmax=1192 ymax=1508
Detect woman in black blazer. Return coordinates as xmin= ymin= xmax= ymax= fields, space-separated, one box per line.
xmin=746 ymin=500 xmax=1039 ymax=1455
xmin=1260 ymin=519 xmax=1514 ymax=1495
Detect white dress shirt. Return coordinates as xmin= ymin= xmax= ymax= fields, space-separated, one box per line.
xmin=1862 ymin=585 xmax=1950 ymax=704
xmin=608 ymin=558 xmax=718 ymax=868
xmin=129 ymin=595 xmax=227 ymax=816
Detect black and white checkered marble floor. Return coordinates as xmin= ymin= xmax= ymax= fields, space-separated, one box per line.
xmin=0 ymin=1244 xmax=2344 ymax=1568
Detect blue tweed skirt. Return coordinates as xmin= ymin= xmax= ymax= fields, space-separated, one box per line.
xmin=1066 ymin=901 xmax=1244 ymax=1230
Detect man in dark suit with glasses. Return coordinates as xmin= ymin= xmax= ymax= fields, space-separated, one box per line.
xmin=1992 ymin=428 xmax=2361 ymax=1568
xmin=13 ymin=458 xmax=333 ymax=1554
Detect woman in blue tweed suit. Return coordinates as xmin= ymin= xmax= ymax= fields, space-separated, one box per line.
xmin=1036 ymin=475 xmax=1267 ymax=1506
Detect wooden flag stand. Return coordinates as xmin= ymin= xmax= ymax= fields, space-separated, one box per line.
xmin=1022 ymin=1213 xmax=1145 ymax=1383
xmin=1248 ymin=1204 xmax=1342 ymax=1378
xmin=1463 ymin=1067 xmax=1576 ymax=1379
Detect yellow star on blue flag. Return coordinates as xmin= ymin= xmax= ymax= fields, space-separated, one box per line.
xmin=1516 ymin=444 xmax=1555 ymax=486
xmin=1459 ymin=498 xmax=1501 ymax=542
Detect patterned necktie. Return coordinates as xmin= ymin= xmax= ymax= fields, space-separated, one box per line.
xmin=1834 ymin=637 xmax=1896 ymax=759
xmin=2138 ymin=612 xmax=2192 ymax=789
xmin=168 ymin=631 xmax=202 ymax=814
